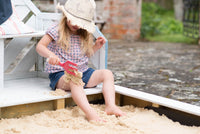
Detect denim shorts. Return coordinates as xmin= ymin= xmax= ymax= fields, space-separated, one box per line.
xmin=48 ymin=68 xmax=95 ymax=90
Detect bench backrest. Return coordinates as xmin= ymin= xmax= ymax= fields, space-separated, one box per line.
xmin=4 ymin=0 xmax=107 ymax=80
xmin=12 ymin=0 xmax=61 ymax=31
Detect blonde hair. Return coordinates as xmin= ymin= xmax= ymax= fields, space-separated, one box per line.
xmin=57 ymin=15 xmax=94 ymax=57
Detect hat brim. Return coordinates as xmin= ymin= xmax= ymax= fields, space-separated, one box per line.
xmin=57 ymin=4 xmax=96 ymax=34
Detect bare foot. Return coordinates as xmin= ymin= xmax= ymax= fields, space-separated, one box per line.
xmin=86 ymin=109 xmax=105 ymax=122
xmin=105 ymin=105 xmax=125 ymax=117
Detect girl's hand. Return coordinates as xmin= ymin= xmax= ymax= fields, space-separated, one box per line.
xmin=94 ymin=37 xmax=106 ymax=50
xmin=48 ymin=54 xmax=60 ymax=65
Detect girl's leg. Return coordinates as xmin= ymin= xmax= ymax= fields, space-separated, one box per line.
xmin=56 ymin=75 xmax=101 ymax=121
xmin=86 ymin=69 xmax=125 ymax=116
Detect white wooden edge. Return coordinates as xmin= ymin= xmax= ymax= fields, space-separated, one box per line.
xmin=23 ymin=0 xmax=41 ymax=15
xmin=0 ymin=39 xmax=4 ymax=89
xmin=0 ymin=31 xmax=45 ymax=39
xmin=37 ymin=12 xmax=61 ymax=20
xmin=0 ymin=87 xmax=102 ymax=108
xmin=115 ymin=85 xmax=200 ymax=116
xmin=1 ymin=83 xmax=200 ymax=117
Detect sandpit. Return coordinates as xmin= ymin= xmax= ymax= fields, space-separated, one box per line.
xmin=0 ymin=105 xmax=199 ymax=134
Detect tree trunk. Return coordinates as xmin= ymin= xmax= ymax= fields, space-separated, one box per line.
xmin=173 ymin=0 xmax=184 ymax=21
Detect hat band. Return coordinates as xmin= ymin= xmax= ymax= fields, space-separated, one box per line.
xmin=64 ymin=7 xmax=92 ymax=22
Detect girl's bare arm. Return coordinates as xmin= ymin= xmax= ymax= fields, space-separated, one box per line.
xmin=93 ymin=37 xmax=106 ymax=53
xmin=36 ymin=34 xmax=54 ymax=58
xmin=36 ymin=34 xmax=60 ymax=65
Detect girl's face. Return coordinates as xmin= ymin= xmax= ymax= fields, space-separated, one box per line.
xmin=66 ymin=19 xmax=80 ymax=34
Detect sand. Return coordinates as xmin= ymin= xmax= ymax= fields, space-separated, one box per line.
xmin=63 ymin=70 xmax=85 ymax=87
xmin=0 ymin=105 xmax=199 ymax=134
xmin=50 ymin=88 xmax=67 ymax=96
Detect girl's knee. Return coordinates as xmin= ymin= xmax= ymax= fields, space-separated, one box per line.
xmin=102 ymin=69 xmax=114 ymax=78
xmin=69 ymin=80 xmax=83 ymax=89
xmin=56 ymin=76 xmax=69 ymax=90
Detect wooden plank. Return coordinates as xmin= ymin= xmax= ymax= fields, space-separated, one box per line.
xmin=23 ymin=11 xmax=34 ymax=23
xmin=24 ymin=0 xmax=41 ymax=15
xmin=37 ymin=13 xmax=61 ymax=20
xmin=25 ymin=13 xmax=37 ymax=29
xmin=0 ymin=39 xmax=4 ymax=89
xmin=14 ymin=4 xmax=31 ymax=21
xmin=37 ymin=72 xmax=48 ymax=78
xmin=12 ymin=0 xmax=38 ymax=28
xmin=12 ymin=0 xmax=26 ymax=5
xmin=115 ymin=85 xmax=200 ymax=116
xmin=90 ymin=48 xmax=100 ymax=69
xmin=54 ymin=0 xmax=58 ymax=12
xmin=122 ymin=95 xmax=152 ymax=108
xmin=3 ymin=77 xmax=49 ymax=89
xmin=10 ymin=43 xmax=37 ymax=74
xmin=152 ymin=103 xmax=160 ymax=108
xmin=1 ymin=78 xmax=50 ymax=107
xmin=115 ymin=93 xmax=121 ymax=106
xmin=65 ymin=98 xmax=76 ymax=107
xmin=36 ymin=59 xmax=44 ymax=74
xmin=90 ymin=26 xmax=108 ymax=69
xmin=0 ymin=94 xmax=103 ymax=119
xmin=54 ymin=99 xmax=65 ymax=110
xmin=5 ymin=72 xmax=37 ymax=80
xmin=0 ymin=108 xmax=1 ymax=118
xmin=0 ymin=78 xmax=102 ymax=108
xmin=65 ymin=93 xmax=103 ymax=107
xmin=36 ymin=13 xmax=61 ymax=31
xmin=87 ymin=93 xmax=103 ymax=103
xmin=1 ymin=101 xmax=54 ymax=119
xmin=0 ymin=31 xmax=44 ymax=39
xmin=95 ymin=26 xmax=108 ymax=69
xmin=36 ymin=51 xmax=45 ymax=72
xmin=4 ymin=37 xmax=31 ymax=71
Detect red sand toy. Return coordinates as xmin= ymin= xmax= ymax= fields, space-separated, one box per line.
xmin=59 ymin=61 xmax=77 ymax=76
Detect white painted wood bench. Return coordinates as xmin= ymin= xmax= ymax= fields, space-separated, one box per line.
xmin=0 ymin=0 xmax=107 ymax=114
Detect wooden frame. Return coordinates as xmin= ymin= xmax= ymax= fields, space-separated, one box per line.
xmin=0 ymin=0 xmax=200 ymax=123
xmin=115 ymin=85 xmax=200 ymax=116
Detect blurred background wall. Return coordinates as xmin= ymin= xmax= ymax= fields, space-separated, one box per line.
xmin=32 ymin=0 xmax=142 ymax=41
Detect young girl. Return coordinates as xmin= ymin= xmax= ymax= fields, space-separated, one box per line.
xmin=36 ymin=0 xmax=124 ymax=121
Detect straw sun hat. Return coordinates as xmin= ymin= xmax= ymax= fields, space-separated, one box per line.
xmin=57 ymin=0 xmax=96 ymax=33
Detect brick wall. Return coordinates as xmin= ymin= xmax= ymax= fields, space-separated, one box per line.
xmin=102 ymin=0 xmax=142 ymax=41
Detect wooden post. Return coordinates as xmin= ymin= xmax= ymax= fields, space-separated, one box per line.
xmin=54 ymin=99 xmax=65 ymax=110
xmin=0 ymin=39 xmax=4 ymax=90
xmin=0 ymin=108 xmax=1 ymax=119
xmin=115 ymin=93 xmax=122 ymax=106
xmin=152 ymin=103 xmax=160 ymax=108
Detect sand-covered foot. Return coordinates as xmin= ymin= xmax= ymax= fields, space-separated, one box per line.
xmin=105 ymin=105 xmax=125 ymax=117
xmin=86 ymin=110 xmax=106 ymax=122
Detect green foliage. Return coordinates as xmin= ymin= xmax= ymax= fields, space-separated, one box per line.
xmin=158 ymin=18 xmax=183 ymax=34
xmin=146 ymin=34 xmax=198 ymax=44
xmin=141 ymin=2 xmax=182 ymax=37
xmin=141 ymin=2 xmax=197 ymax=44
